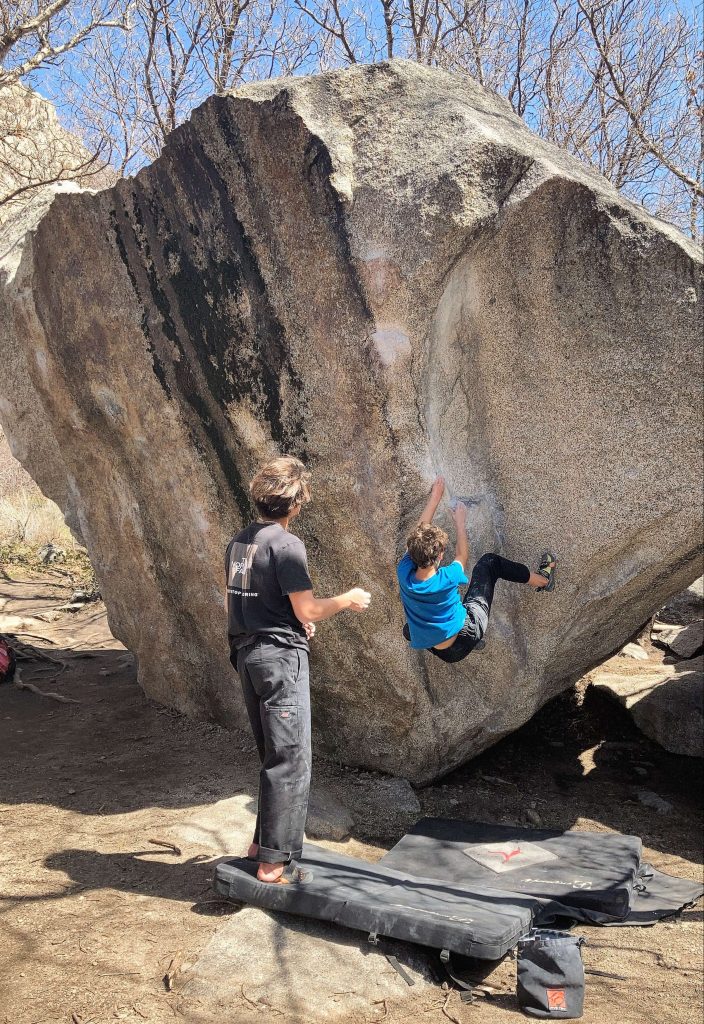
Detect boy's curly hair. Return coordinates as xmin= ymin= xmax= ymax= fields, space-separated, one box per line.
xmin=406 ymin=523 xmax=448 ymax=569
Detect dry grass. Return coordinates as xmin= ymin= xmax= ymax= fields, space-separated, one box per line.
xmin=0 ymin=429 xmax=89 ymax=579
xmin=0 ymin=488 xmax=77 ymax=547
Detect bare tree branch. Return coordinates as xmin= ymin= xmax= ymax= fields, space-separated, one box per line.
xmin=576 ymin=0 xmax=702 ymax=197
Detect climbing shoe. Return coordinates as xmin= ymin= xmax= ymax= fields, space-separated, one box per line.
xmin=536 ymin=552 xmax=557 ymax=592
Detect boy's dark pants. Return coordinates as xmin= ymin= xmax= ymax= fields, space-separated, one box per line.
xmin=431 ymin=552 xmax=530 ymax=663
xmin=235 ymin=639 xmax=311 ymax=863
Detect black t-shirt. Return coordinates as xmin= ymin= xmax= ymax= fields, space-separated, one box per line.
xmin=225 ymin=522 xmax=312 ymax=653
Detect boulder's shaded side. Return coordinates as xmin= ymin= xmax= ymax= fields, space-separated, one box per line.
xmin=0 ymin=61 xmax=701 ymax=782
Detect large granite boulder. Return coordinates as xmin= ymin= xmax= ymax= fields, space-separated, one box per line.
xmin=0 ymin=61 xmax=701 ymax=783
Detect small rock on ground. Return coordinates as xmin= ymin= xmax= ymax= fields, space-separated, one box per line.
xmin=638 ymin=790 xmax=673 ymax=814
xmin=654 ymin=620 xmax=704 ymax=660
xmin=306 ymin=787 xmax=355 ymax=841
xmin=348 ymin=776 xmax=421 ymax=841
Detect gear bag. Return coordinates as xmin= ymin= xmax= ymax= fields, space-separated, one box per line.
xmin=0 ymin=637 xmax=16 ymax=684
xmin=517 ymin=929 xmax=586 ymax=1019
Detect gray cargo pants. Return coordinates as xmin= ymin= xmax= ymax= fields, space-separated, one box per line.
xmin=236 ymin=639 xmax=312 ymax=863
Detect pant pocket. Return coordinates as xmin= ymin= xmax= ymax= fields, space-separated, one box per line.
xmin=264 ymin=704 xmax=301 ymax=748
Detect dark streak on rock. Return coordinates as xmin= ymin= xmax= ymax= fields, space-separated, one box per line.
xmin=110 ymin=207 xmax=172 ymax=399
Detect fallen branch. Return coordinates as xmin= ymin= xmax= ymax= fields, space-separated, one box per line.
xmin=7 ymin=631 xmax=57 ymax=645
xmin=14 ymin=679 xmax=80 ymax=704
xmin=441 ymin=991 xmax=461 ymax=1024
xmin=163 ymin=952 xmax=183 ymax=992
xmin=585 ymin=968 xmax=628 ymax=981
xmin=9 ymin=639 xmax=68 ymax=665
xmin=257 ymin=995 xmax=284 ymax=1015
xmin=148 ymin=838 xmax=182 ymax=855
xmin=240 ymin=984 xmax=260 ymax=1010
xmin=478 ymin=772 xmax=517 ymax=788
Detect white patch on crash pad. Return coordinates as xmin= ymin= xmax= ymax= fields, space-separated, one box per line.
xmin=462 ymin=841 xmax=559 ymax=873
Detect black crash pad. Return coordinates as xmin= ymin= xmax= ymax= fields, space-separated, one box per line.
xmin=379 ymin=818 xmax=703 ymax=926
xmin=213 ymin=842 xmax=541 ymax=959
xmin=607 ymin=863 xmax=704 ymax=926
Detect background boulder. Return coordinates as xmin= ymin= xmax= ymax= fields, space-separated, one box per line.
xmin=0 ymin=61 xmax=701 ymax=782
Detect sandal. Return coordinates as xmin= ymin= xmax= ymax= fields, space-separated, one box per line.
xmin=261 ymin=861 xmax=313 ymax=885
xmin=536 ymin=551 xmax=557 ymax=592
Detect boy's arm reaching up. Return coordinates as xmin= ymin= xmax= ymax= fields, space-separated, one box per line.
xmin=419 ymin=475 xmax=445 ymax=525
xmin=452 ymin=502 xmax=469 ymax=571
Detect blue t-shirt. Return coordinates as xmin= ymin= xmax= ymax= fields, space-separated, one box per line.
xmin=397 ymin=553 xmax=469 ymax=649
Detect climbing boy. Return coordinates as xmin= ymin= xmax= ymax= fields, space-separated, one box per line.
xmin=398 ymin=477 xmax=556 ymax=663
xmin=226 ymin=456 xmax=371 ymax=883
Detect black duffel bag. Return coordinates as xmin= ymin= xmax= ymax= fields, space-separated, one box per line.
xmin=517 ymin=928 xmax=586 ymax=1019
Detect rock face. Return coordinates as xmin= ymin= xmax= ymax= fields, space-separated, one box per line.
xmin=0 ymin=61 xmax=701 ymax=783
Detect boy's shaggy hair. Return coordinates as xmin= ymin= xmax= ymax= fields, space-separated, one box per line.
xmin=250 ymin=456 xmax=311 ymax=519
xmin=406 ymin=523 xmax=448 ymax=569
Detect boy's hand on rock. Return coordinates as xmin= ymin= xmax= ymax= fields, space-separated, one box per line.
xmin=452 ymin=502 xmax=467 ymax=527
xmin=347 ymin=588 xmax=371 ymax=612
xmin=430 ymin=475 xmax=445 ymax=500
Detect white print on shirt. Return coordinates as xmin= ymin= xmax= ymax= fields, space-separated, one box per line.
xmin=227 ymin=541 xmax=258 ymax=593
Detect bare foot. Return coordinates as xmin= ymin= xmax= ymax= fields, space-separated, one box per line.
xmin=246 ymin=842 xmax=259 ymax=859
xmin=257 ymin=861 xmax=285 ymax=882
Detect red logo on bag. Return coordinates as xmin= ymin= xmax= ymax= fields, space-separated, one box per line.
xmin=546 ymin=989 xmax=567 ymax=1011
xmin=280 ymin=711 xmax=290 ymax=718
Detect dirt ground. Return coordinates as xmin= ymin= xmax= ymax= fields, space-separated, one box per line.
xmin=0 ymin=568 xmax=702 ymax=1024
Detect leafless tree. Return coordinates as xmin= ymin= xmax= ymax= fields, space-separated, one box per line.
xmin=0 ymin=1 xmax=127 ymax=212
xmin=60 ymin=0 xmax=316 ymax=172
xmin=0 ymin=82 xmax=116 ymax=217
xmin=4 ymin=0 xmax=700 ymax=238
xmin=0 ymin=0 xmax=127 ymax=88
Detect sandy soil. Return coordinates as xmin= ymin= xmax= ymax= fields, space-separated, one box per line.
xmin=0 ymin=569 xmax=701 ymax=1024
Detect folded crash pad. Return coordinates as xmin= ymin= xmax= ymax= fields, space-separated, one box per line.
xmin=608 ymin=863 xmax=704 ymax=926
xmin=213 ymin=842 xmax=540 ymax=959
xmin=379 ymin=818 xmax=703 ymax=926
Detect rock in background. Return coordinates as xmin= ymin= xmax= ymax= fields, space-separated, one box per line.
xmin=591 ymin=579 xmax=704 ymax=757
xmin=0 ymin=85 xmax=114 ymax=541
xmin=0 ymin=61 xmax=702 ymax=782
